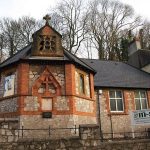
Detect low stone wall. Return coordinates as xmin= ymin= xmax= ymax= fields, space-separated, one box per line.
xmin=0 ymin=120 xmax=19 ymax=142
xmin=1 ymin=137 xmax=150 ymax=150
xmin=1 ymin=123 xmax=150 ymax=150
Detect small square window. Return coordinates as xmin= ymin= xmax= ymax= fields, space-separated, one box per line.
xmin=109 ymin=90 xmax=124 ymax=112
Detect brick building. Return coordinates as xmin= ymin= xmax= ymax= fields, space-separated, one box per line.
xmin=83 ymin=35 xmax=150 ymax=135
xmin=0 ymin=16 xmax=150 ymax=137
xmin=0 ymin=16 xmax=96 ymax=133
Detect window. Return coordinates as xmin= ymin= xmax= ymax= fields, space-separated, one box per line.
xmin=39 ymin=35 xmax=56 ymax=52
xmin=79 ymin=73 xmax=85 ymax=94
xmin=109 ymin=90 xmax=124 ymax=112
xmin=134 ymin=90 xmax=148 ymax=110
xmin=76 ymin=69 xmax=91 ymax=97
xmin=4 ymin=74 xmax=15 ymax=97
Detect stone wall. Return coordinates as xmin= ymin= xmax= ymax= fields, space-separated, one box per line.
xmin=20 ymin=115 xmax=96 ymax=129
xmin=55 ymin=96 xmax=69 ymax=111
xmin=1 ymin=124 xmax=150 ymax=150
xmin=1 ymin=139 xmax=150 ymax=150
xmin=0 ymin=98 xmax=18 ymax=113
xmin=75 ymin=97 xmax=94 ymax=113
xmin=0 ymin=121 xmax=19 ymax=142
xmin=19 ymin=115 xmax=96 ymax=138
xmin=24 ymin=96 xmax=39 ymax=111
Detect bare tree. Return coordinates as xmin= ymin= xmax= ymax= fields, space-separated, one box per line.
xmin=50 ymin=0 xmax=89 ymax=54
xmin=0 ymin=18 xmax=22 ymax=57
xmin=87 ymin=0 xmax=141 ymax=60
xmin=0 ymin=16 xmax=41 ymax=59
xmin=141 ymin=21 xmax=150 ymax=50
xmin=0 ymin=33 xmax=6 ymax=62
xmin=18 ymin=16 xmax=39 ymax=45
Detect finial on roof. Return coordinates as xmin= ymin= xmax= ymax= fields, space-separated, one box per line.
xmin=43 ymin=14 xmax=51 ymax=25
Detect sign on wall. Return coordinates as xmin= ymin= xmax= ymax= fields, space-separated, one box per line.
xmin=130 ymin=109 xmax=150 ymax=125
xmin=3 ymin=74 xmax=15 ymax=97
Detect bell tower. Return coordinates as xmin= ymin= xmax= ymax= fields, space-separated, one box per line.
xmin=31 ymin=15 xmax=64 ymax=57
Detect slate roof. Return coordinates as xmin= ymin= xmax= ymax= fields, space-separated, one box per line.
xmin=82 ymin=59 xmax=150 ymax=89
xmin=0 ymin=44 xmax=95 ymax=73
xmin=1 ymin=44 xmax=150 ymax=89
xmin=0 ymin=44 xmax=32 ymax=68
xmin=128 ymin=49 xmax=150 ymax=68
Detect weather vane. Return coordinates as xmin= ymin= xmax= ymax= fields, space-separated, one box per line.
xmin=43 ymin=14 xmax=51 ymax=25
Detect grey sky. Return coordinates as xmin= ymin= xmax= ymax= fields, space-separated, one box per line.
xmin=0 ymin=0 xmax=149 ymax=20
xmin=0 ymin=0 xmax=58 ymax=19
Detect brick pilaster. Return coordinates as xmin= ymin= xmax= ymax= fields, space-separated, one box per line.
xmin=90 ymin=73 xmax=95 ymax=99
xmin=17 ymin=63 xmax=29 ymax=95
xmin=65 ymin=64 xmax=75 ymax=95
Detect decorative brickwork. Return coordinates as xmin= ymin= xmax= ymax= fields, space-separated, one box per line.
xmin=31 ymin=25 xmax=64 ymax=57
xmin=29 ymin=64 xmax=65 ymax=95
xmin=32 ymin=67 xmax=61 ymax=97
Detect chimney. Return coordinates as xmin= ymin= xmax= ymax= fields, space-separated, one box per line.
xmin=128 ymin=30 xmax=142 ymax=57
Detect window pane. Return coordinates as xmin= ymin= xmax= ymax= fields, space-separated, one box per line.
xmin=135 ymin=91 xmax=139 ymax=98
xmin=79 ymin=74 xmax=84 ymax=94
xmin=135 ymin=99 xmax=141 ymax=110
xmin=116 ymin=91 xmax=122 ymax=98
xmin=110 ymin=99 xmax=116 ymax=111
xmin=117 ymin=99 xmax=123 ymax=111
xmin=141 ymin=99 xmax=147 ymax=109
xmin=140 ymin=91 xmax=146 ymax=98
xmin=109 ymin=91 xmax=115 ymax=98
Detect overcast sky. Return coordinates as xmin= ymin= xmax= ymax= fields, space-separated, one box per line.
xmin=0 ymin=0 xmax=149 ymax=21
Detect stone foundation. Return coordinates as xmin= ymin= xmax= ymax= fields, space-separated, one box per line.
xmin=19 ymin=115 xmax=96 ymax=138
xmin=0 ymin=124 xmax=150 ymax=150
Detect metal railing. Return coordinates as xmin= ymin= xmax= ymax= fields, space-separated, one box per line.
xmin=101 ymin=130 xmax=150 ymax=141
xmin=16 ymin=125 xmax=79 ymax=139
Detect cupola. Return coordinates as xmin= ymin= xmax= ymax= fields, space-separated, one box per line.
xmin=31 ymin=15 xmax=64 ymax=57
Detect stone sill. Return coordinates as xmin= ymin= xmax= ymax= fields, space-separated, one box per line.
xmin=108 ymin=112 xmax=128 ymax=116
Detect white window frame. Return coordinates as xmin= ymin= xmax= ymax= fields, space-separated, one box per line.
xmin=109 ymin=90 xmax=124 ymax=112
xmin=134 ymin=90 xmax=148 ymax=110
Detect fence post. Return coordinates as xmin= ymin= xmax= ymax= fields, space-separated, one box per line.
xmin=18 ymin=129 xmax=19 ymax=138
xmin=74 ymin=125 xmax=76 ymax=134
xmin=49 ymin=126 xmax=50 ymax=137
xmin=21 ymin=126 xmax=24 ymax=138
xmin=109 ymin=114 xmax=113 ymax=140
xmin=131 ymin=126 xmax=135 ymax=138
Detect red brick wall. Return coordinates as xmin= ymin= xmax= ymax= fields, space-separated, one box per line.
xmin=17 ymin=63 xmax=29 ymax=115
xmin=17 ymin=63 xmax=29 ymax=95
xmin=65 ymin=64 xmax=75 ymax=95
xmin=90 ymin=73 xmax=95 ymax=99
